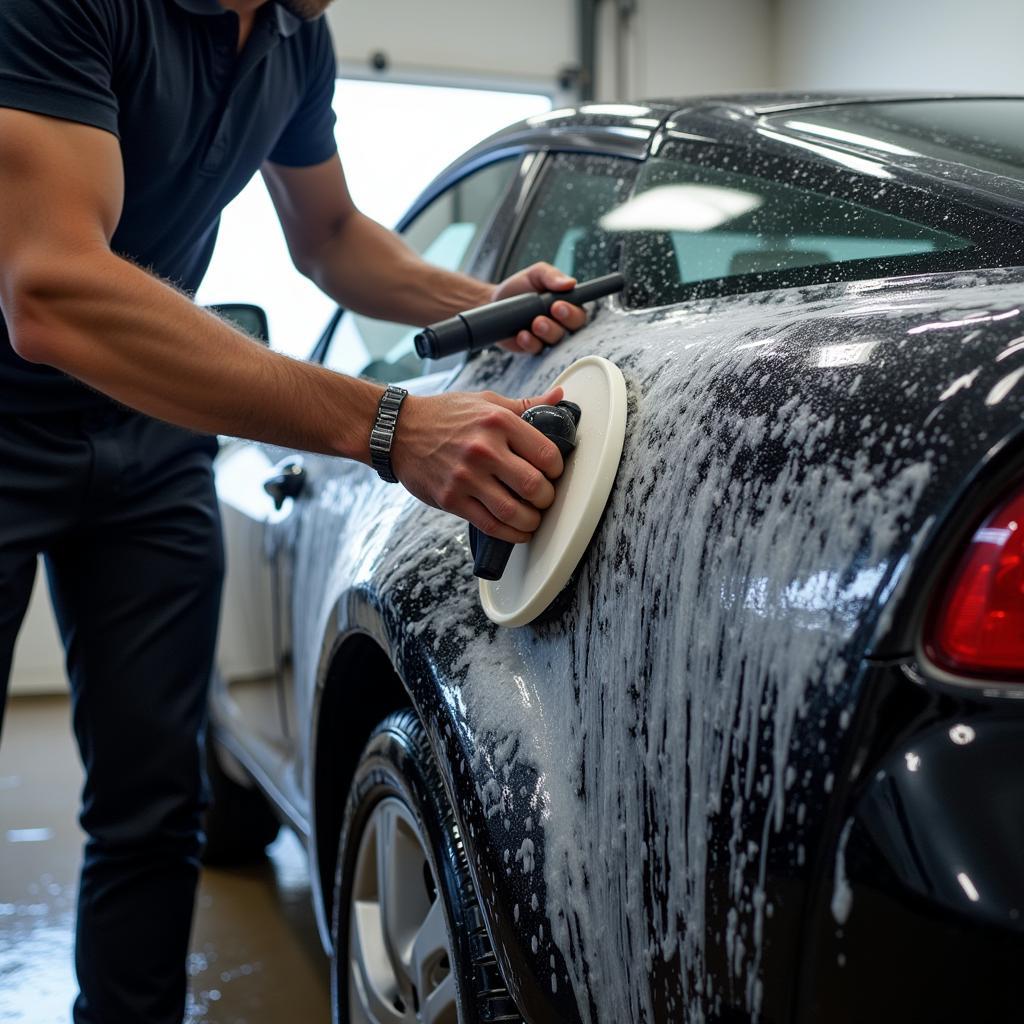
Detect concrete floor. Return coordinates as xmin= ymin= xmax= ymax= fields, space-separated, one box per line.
xmin=0 ymin=695 xmax=331 ymax=1023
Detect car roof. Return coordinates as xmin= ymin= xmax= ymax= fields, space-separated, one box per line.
xmin=653 ymin=91 xmax=1003 ymax=115
xmin=485 ymin=91 xmax=1024 ymax=138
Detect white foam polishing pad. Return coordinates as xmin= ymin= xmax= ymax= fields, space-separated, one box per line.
xmin=480 ymin=356 xmax=627 ymax=627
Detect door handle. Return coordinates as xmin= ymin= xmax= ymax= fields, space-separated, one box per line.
xmin=263 ymin=459 xmax=306 ymax=510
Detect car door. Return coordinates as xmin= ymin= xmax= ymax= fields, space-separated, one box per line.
xmin=215 ymin=151 xmax=535 ymax=806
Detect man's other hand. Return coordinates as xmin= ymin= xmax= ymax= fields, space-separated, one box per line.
xmin=392 ymin=387 xmax=567 ymax=543
xmin=492 ymin=263 xmax=588 ymax=355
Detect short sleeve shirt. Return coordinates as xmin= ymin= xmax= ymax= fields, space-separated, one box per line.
xmin=0 ymin=0 xmax=339 ymax=412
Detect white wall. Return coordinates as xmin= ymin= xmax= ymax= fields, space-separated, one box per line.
xmin=327 ymin=0 xmax=776 ymax=103
xmin=601 ymin=0 xmax=775 ymax=102
xmin=329 ymin=0 xmax=1024 ymax=100
xmin=777 ymin=0 xmax=1024 ymax=92
xmin=325 ymin=0 xmax=577 ymax=94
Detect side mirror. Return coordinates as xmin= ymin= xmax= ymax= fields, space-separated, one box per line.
xmin=208 ymin=303 xmax=271 ymax=346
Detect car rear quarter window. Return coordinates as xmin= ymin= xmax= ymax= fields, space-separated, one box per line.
xmin=617 ymin=152 xmax=976 ymax=308
xmin=504 ymin=152 xmax=638 ymax=281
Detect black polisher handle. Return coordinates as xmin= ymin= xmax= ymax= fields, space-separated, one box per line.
xmin=470 ymin=401 xmax=582 ymax=582
xmin=415 ymin=272 xmax=625 ymax=361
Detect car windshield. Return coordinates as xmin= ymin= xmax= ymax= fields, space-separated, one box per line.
xmin=766 ymin=99 xmax=1024 ymax=180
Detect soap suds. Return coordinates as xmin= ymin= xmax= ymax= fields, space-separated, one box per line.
xmin=271 ymin=267 xmax=1024 ymax=1023
xmin=515 ymin=839 xmax=536 ymax=875
xmin=831 ymin=819 xmax=855 ymax=926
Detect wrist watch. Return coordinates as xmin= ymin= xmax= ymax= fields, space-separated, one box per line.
xmin=369 ymin=385 xmax=408 ymax=483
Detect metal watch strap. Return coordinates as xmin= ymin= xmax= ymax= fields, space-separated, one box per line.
xmin=369 ymin=385 xmax=408 ymax=483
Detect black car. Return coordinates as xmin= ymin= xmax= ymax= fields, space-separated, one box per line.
xmin=207 ymin=94 xmax=1024 ymax=1023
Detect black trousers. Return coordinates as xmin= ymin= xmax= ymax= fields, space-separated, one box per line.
xmin=0 ymin=406 xmax=224 ymax=1024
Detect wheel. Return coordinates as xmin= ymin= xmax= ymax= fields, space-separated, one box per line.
xmin=202 ymin=727 xmax=280 ymax=866
xmin=333 ymin=711 xmax=520 ymax=1024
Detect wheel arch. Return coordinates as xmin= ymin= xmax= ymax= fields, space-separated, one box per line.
xmin=303 ymin=594 xmax=561 ymax=1021
xmin=309 ymin=627 xmax=411 ymax=952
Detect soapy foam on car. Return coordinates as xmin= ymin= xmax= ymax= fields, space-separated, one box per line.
xmin=365 ymin=315 xmax=932 ymax=1020
xmin=278 ymin=269 xmax=1024 ymax=1023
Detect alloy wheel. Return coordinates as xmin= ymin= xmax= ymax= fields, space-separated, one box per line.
xmin=348 ymin=796 xmax=457 ymax=1024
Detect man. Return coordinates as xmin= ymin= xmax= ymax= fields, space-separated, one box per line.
xmin=0 ymin=0 xmax=586 ymax=1020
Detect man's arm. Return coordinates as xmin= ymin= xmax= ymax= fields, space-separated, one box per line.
xmin=0 ymin=108 xmax=563 ymax=543
xmin=262 ymin=155 xmax=588 ymax=355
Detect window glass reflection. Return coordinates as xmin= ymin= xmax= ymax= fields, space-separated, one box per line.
xmin=618 ymin=158 xmax=970 ymax=308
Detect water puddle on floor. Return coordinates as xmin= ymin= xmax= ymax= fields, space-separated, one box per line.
xmin=186 ymin=831 xmax=330 ymax=1024
xmin=0 ymin=697 xmax=330 ymax=1023
xmin=0 ymin=885 xmax=77 ymax=1023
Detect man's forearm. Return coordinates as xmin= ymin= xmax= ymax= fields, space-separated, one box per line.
xmin=10 ymin=247 xmax=383 ymax=459
xmin=306 ymin=209 xmax=493 ymax=325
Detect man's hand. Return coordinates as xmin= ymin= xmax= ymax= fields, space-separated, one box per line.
xmin=392 ymin=387 xmax=567 ymax=544
xmin=491 ymin=263 xmax=589 ymax=355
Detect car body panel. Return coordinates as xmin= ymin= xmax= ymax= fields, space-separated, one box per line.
xmin=212 ymin=97 xmax=1024 ymax=1023
xmin=796 ymin=657 xmax=1024 ymax=1023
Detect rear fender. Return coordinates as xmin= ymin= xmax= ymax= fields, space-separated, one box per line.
xmin=306 ymin=579 xmax=566 ymax=1022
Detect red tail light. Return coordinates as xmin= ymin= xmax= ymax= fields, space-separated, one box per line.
xmin=925 ymin=482 xmax=1024 ymax=679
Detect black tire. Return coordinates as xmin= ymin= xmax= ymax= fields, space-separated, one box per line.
xmin=202 ymin=728 xmax=280 ymax=866
xmin=332 ymin=710 xmax=520 ymax=1024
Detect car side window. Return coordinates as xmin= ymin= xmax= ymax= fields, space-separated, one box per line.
xmin=503 ymin=152 xmax=638 ymax=280
xmin=322 ymin=156 xmax=521 ymax=381
xmin=617 ymin=149 xmax=975 ymax=308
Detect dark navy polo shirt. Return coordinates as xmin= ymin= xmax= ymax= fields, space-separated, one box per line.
xmin=0 ymin=0 xmax=338 ymax=412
